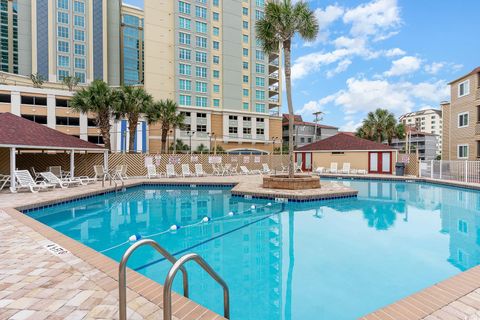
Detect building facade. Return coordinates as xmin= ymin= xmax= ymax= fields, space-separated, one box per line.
xmin=442 ymin=67 xmax=480 ymax=160
xmin=390 ymin=129 xmax=439 ymax=160
xmin=282 ymin=114 xmax=338 ymax=148
xmin=121 ymin=3 xmax=144 ymax=85
xmin=144 ymin=0 xmax=283 ymax=154
xmin=399 ymin=108 xmax=442 ymax=157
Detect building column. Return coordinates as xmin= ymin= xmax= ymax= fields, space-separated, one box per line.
xmin=70 ymin=150 xmax=75 ymax=178
xmin=79 ymin=114 xmax=88 ymax=141
xmin=46 ymin=94 xmax=56 ymax=128
xmin=9 ymin=147 xmax=16 ymax=192
xmin=10 ymin=91 xmax=20 ymax=115
xmin=103 ymin=151 xmax=109 ymax=171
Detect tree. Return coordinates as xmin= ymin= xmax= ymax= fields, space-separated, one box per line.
xmin=195 ymin=143 xmax=208 ymax=154
xmin=356 ymin=108 xmax=403 ymax=144
xmin=114 ymin=86 xmax=153 ymax=152
xmin=30 ymin=73 xmax=45 ymax=88
xmin=70 ymin=79 xmax=119 ymax=151
xmin=210 ymin=145 xmax=225 ymax=154
xmin=145 ymin=99 xmax=185 ymax=153
xmin=169 ymin=139 xmax=189 ymax=152
xmin=62 ymin=76 xmax=80 ymax=91
xmin=256 ymin=0 xmax=318 ymax=177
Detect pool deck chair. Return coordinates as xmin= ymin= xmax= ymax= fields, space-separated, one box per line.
xmin=315 ymin=167 xmax=326 ymax=174
xmin=0 ymin=174 xmax=10 ymax=191
xmin=212 ymin=164 xmax=222 ymax=176
xmin=339 ymin=163 xmax=351 ymax=174
xmin=116 ymin=165 xmax=129 ymax=180
xmin=182 ymin=164 xmax=194 ymax=178
xmin=40 ymin=172 xmax=82 ymax=189
xmin=13 ymin=170 xmax=55 ymax=193
xmin=195 ymin=164 xmax=207 ymax=177
xmin=261 ymin=163 xmax=271 ymax=174
xmin=146 ymin=165 xmax=164 ymax=179
xmin=240 ymin=166 xmax=261 ymax=175
xmin=294 ymin=162 xmax=303 ymax=173
xmin=166 ymin=164 xmax=178 ymax=178
xmin=328 ymin=162 xmax=338 ymax=174
xmin=94 ymin=165 xmax=111 ymax=182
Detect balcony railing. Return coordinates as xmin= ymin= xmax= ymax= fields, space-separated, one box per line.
xmin=269 ymin=98 xmax=279 ymax=104
xmin=269 ymin=73 xmax=279 ymax=80
xmin=269 ymin=86 xmax=279 ymax=92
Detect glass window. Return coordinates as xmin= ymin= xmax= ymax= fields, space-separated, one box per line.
xmin=195 ymin=21 xmax=207 ymax=33
xmin=242 ymin=7 xmax=248 ymax=15
xmin=213 ymin=70 xmax=220 ymax=78
xmin=255 ymin=50 xmax=265 ymax=61
xmin=57 ymin=0 xmax=68 ymax=9
xmin=213 ymin=84 xmax=220 ymax=93
xmin=179 ymin=48 xmax=191 ymax=60
xmin=256 ymin=0 xmax=264 ymax=6
xmin=179 ymin=32 xmax=191 ymax=45
xmin=243 ymin=21 xmax=248 ymax=29
xmin=196 ymin=6 xmax=207 ymax=19
xmin=255 ymin=10 xmax=264 ymax=20
xmin=195 ymin=51 xmax=207 ymax=63
xmin=74 ymin=29 xmax=85 ymax=41
xmin=243 ymin=61 xmax=248 ymax=70
xmin=196 ymin=36 xmax=207 ymax=48
xmin=243 ymin=89 xmax=249 ymax=97
xmin=196 ymin=81 xmax=207 ymax=93
xmin=213 ymin=99 xmax=220 ymax=107
xmin=255 ymin=63 xmax=265 ymax=73
xmin=255 ymin=90 xmax=265 ymax=100
xmin=243 ymin=34 xmax=248 ymax=43
xmin=458 ymin=112 xmax=469 ymax=128
xmin=179 ymin=17 xmax=191 ymax=30
xmin=255 ymin=77 xmax=265 ymax=87
xmin=243 ymin=75 xmax=249 ymax=83
xmin=74 ymin=57 xmax=85 ymax=69
xmin=180 ymin=94 xmax=192 ymax=106
xmin=58 ymin=55 xmax=70 ymax=67
xmin=256 ymin=128 xmax=265 ymax=135
xmin=458 ymin=144 xmax=468 ymax=159
xmin=213 ymin=41 xmax=219 ymax=50
xmin=243 ymin=48 xmax=248 ymax=56
xmin=179 ymin=79 xmax=192 ymax=91
xmin=74 ymin=15 xmax=85 ymax=27
xmin=213 ymin=27 xmax=219 ymax=36
xmin=243 ymin=102 xmax=249 ymax=110
xmin=196 ymin=66 xmax=207 ymax=78
xmin=74 ymin=71 xmax=85 ymax=83
xmin=74 ymin=44 xmax=85 ymax=55
xmin=213 ymin=12 xmax=219 ymax=21
xmin=255 ymin=103 xmax=265 ymax=113
xmin=58 ymin=41 xmax=69 ymax=53
xmin=57 ymin=12 xmax=69 ymax=24
xmin=458 ymin=80 xmax=470 ymax=97
xmin=195 ymin=96 xmax=208 ymax=107
xmin=58 ymin=70 xmax=70 ymax=80
xmin=74 ymin=1 xmax=85 ymax=13
xmin=213 ymin=0 xmax=219 ymax=6
xmin=179 ymin=1 xmax=191 ymax=14
xmin=57 ymin=26 xmax=69 ymax=38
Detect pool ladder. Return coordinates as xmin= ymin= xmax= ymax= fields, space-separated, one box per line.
xmin=118 ymin=239 xmax=230 ymax=320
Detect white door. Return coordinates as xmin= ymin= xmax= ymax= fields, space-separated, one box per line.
xmin=369 ymin=153 xmax=378 ymax=172
xmin=382 ymin=152 xmax=391 ymax=173
xmin=305 ymin=153 xmax=312 ymax=170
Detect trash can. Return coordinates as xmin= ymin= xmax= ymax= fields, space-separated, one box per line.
xmin=395 ymin=162 xmax=405 ymax=176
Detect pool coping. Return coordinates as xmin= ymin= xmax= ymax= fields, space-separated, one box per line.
xmin=5 ymin=175 xmax=480 ymax=319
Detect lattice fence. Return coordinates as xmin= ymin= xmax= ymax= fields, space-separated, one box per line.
xmin=398 ymin=153 xmax=419 ymax=176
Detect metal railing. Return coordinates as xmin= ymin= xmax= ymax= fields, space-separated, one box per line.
xmin=118 ymin=239 xmax=189 ymax=320
xmin=163 ymin=253 xmax=230 ymax=319
xmin=419 ymin=160 xmax=480 ymax=183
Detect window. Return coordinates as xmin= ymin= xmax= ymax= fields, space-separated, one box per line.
xmin=179 ymin=17 xmax=191 ymax=30
xmin=255 ymin=77 xmax=265 ymax=87
xmin=21 ymin=96 xmax=47 ymax=105
xmin=477 ymin=141 xmax=480 ymax=158
xmin=458 ymin=80 xmax=470 ymax=97
xmin=57 ymin=26 xmax=69 ymax=38
xmin=255 ymin=90 xmax=265 ymax=100
xmin=58 ymin=41 xmax=69 ymax=53
xmin=56 ymin=116 xmax=80 ymax=126
xmin=21 ymin=114 xmax=47 ymax=124
xmin=58 ymin=70 xmax=70 ymax=80
xmin=256 ymin=63 xmax=265 ymax=73
xmin=243 ymin=75 xmax=249 ymax=83
xmin=213 ymin=27 xmax=219 ymax=36
xmin=255 ymin=50 xmax=265 ymax=61
xmin=0 ymin=94 xmax=11 ymax=103
xmin=255 ymin=103 xmax=265 ymax=113
xmin=242 ymin=34 xmax=249 ymax=43
xmin=179 ymin=32 xmax=191 ymax=45
xmin=256 ymin=0 xmax=264 ymax=6
xmin=243 ymin=48 xmax=248 ymax=57
xmin=74 ymin=44 xmax=85 ymax=55
xmin=87 ymin=118 xmax=96 ymax=127
xmin=243 ymin=89 xmax=249 ymax=97
xmin=56 ymin=98 xmax=70 ymax=107
xmin=213 ymin=99 xmax=220 ymax=107
xmin=179 ymin=1 xmax=191 ymax=14
xmin=58 ymin=12 xmax=69 ymax=24
xmin=213 ymin=84 xmax=220 ymax=93
xmin=229 ymin=115 xmax=238 ymax=120
xmin=57 ymin=55 xmax=69 ymax=67
xmin=74 ymin=15 xmax=85 ymax=27
xmin=57 ymin=0 xmax=68 ymax=9
xmin=179 ymin=48 xmax=191 ymax=60
xmin=458 ymin=220 xmax=468 ymax=234
xmin=74 ymin=1 xmax=85 ymax=13
xmin=213 ymin=70 xmax=220 ymax=78
xmin=256 ymin=118 xmax=264 ymax=122
xmin=243 ymin=62 xmax=248 ymax=70
xmin=179 ymin=63 xmax=192 ymax=75
xmin=196 ymin=66 xmax=207 ymax=78
xmin=243 ymin=21 xmax=248 ymax=29
xmin=213 ymin=12 xmax=219 ymax=21
xmin=74 ymin=29 xmax=85 ymax=41
xmin=197 ymin=113 xmax=207 ymax=118
xmin=196 ymin=6 xmax=207 ymax=18
xmin=255 ymin=10 xmax=264 ymax=20
xmin=213 ymin=55 xmax=219 ymax=64
xmin=213 ymin=0 xmax=219 ymax=6
xmin=213 ymin=41 xmax=219 ymax=50
xmin=196 ymin=96 xmax=208 ymax=107
xmin=229 ymin=127 xmax=238 ymax=134
xmin=88 ymin=136 xmax=104 ymax=144
xmin=196 ymin=81 xmax=207 ymax=93
xmin=458 ymin=112 xmax=469 ymax=128
xmin=477 ymin=106 xmax=480 ymax=123
xmin=458 ymin=144 xmax=469 ymax=159
xmin=180 ymin=94 xmax=192 ymax=106
xmin=196 ymin=36 xmax=207 ymax=48
xmin=243 ymin=102 xmax=249 ymax=110
xmin=74 ymin=72 xmax=85 ymax=84
xmin=181 ymin=111 xmax=191 ymax=117
xmin=256 ymin=128 xmax=265 ymax=135
xmin=242 ymin=7 xmax=248 ymax=15
xmin=179 ymin=79 xmax=192 ymax=91
xmin=195 ymin=51 xmax=207 ymax=63
xmin=300 ymin=137 xmax=305 ymax=143
xmin=195 ymin=21 xmax=207 ymax=33
xmin=243 ymin=127 xmax=251 ymax=134
xmin=197 ymin=124 xmax=207 ymax=132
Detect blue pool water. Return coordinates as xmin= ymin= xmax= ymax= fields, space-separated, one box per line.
xmin=27 ymin=179 xmax=480 ymax=319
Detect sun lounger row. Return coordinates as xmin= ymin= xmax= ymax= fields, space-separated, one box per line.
xmin=315 ymin=162 xmax=367 ymax=175
xmin=146 ymin=163 xmax=276 ymax=178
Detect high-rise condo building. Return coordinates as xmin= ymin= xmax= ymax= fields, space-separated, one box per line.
xmin=144 ymin=0 xmax=283 ymax=153
xmin=120 ymin=3 xmax=144 ymax=85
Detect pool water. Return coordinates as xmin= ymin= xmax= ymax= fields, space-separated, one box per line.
xmin=27 ymin=180 xmax=480 ymax=319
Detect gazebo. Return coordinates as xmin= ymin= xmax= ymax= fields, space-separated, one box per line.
xmin=0 ymin=112 xmax=107 ymax=191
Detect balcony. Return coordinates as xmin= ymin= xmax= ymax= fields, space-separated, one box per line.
xmin=269 ymin=85 xmax=279 ymax=93
xmin=269 ymin=59 xmax=279 ymax=67
xmin=269 ymin=72 xmax=279 ymax=80
xmin=269 ymin=97 xmax=280 ymax=104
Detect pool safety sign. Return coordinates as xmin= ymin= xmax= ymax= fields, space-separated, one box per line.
xmin=45 ymin=243 xmax=70 ymax=256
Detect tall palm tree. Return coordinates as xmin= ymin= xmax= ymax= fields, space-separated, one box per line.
xmin=357 ymin=108 xmax=398 ymax=143
xmin=114 ymin=86 xmax=153 ymax=152
xmin=256 ymin=0 xmax=319 ymax=178
xmin=70 ymin=79 xmax=119 ymax=151
xmin=145 ymin=99 xmax=185 ymax=153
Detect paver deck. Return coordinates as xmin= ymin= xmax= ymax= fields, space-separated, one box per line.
xmin=2 ymin=174 xmax=480 ymax=319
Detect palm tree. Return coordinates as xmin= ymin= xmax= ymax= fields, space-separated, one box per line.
xmin=30 ymin=73 xmax=44 ymax=88
xmin=145 ymin=99 xmax=185 ymax=153
xmin=114 ymin=86 xmax=153 ymax=152
xmin=195 ymin=143 xmax=208 ymax=154
xmin=70 ymin=79 xmax=119 ymax=151
xmin=357 ymin=108 xmax=398 ymax=143
xmin=256 ymin=0 xmax=318 ymax=178
xmin=169 ymin=139 xmax=190 ymax=152
xmin=62 ymin=76 xmax=80 ymax=91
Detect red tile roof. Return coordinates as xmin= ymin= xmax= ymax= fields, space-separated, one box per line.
xmin=296 ymin=132 xmax=395 ymax=151
xmin=0 ymin=112 xmax=104 ymax=150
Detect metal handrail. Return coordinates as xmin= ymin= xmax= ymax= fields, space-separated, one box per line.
xmin=163 ymin=253 xmax=230 ymax=319
xmin=118 ymin=239 xmax=189 ymax=320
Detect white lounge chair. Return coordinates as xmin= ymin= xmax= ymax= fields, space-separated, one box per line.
xmin=94 ymin=165 xmax=111 ymax=182
xmin=339 ymin=163 xmax=351 ymax=174
xmin=261 ymin=163 xmax=271 ymax=174
xmin=49 ymin=166 xmax=70 ymax=179
xmin=315 ymin=167 xmax=326 ymax=174
xmin=0 ymin=174 xmax=10 ymax=191
xmin=30 ymin=167 xmax=42 ymax=181
xmin=13 ymin=170 xmax=55 ymax=193
xmin=40 ymin=172 xmax=82 ymax=189
xmin=116 ymin=165 xmax=129 ymax=180
xmin=294 ymin=162 xmax=303 ymax=173
xmin=230 ymin=164 xmax=238 ymax=175
xmin=212 ymin=164 xmax=222 ymax=176
xmin=240 ymin=166 xmax=261 ymax=175
xmin=195 ymin=164 xmax=207 ymax=177
xmin=166 ymin=164 xmax=178 ymax=178
xmin=146 ymin=165 xmax=164 ymax=179
xmin=182 ymin=164 xmax=194 ymax=177
xmin=328 ymin=162 xmax=338 ymax=174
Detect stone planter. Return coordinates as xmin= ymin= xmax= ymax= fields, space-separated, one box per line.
xmin=263 ymin=175 xmax=321 ymax=190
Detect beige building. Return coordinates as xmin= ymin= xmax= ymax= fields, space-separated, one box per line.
xmin=442 ymin=67 xmax=480 ymax=160
xmin=399 ymin=108 xmax=442 ymax=157
xmin=144 ymin=0 xmax=283 ymax=154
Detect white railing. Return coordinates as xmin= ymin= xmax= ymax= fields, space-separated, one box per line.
xmin=419 ymin=160 xmax=480 ymax=183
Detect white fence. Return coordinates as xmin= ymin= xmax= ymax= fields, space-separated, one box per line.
xmin=419 ymin=160 xmax=480 ymax=183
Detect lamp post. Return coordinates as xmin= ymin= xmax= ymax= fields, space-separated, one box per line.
xmin=312 ymin=111 xmax=324 ymax=142
xmin=167 ymin=129 xmax=173 ymax=154
xmin=208 ymin=132 xmax=215 ymax=154
xmin=187 ymin=130 xmax=196 ymax=155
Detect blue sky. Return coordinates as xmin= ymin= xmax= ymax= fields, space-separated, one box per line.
xmin=124 ymin=0 xmax=480 ymax=131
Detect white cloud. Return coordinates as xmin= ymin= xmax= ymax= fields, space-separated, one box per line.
xmin=291 ymin=49 xmax=350 ymax=80
xmin=297 ymin=95 xmax=338 ymax=115
xmin=424 ymin=62 xmax=445 ymax=75
xmin=384 ymin=56 xmax=422 ymax=77
xmin=384 ymin=48 xmax=406 ymax=57
xmin=305 ymin=5 xmax=345 ymax=46
xmin=326 ymin=59 xmax=352 ymax=78
xmin=341 ymin=120 xmax=362 ymax=132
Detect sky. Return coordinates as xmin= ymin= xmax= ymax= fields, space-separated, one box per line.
xmin=124 ymin=0 xmax=480 ymax=131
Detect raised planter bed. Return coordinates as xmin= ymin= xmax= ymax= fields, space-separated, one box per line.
xmin=263 ymin=175 xmax=321 ymax=190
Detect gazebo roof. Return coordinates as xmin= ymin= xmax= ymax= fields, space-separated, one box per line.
xmin=0 ymin=112 xmax=105 ymax=151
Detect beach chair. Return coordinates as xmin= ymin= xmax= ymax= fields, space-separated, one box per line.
xmin=195 ymin=164 xmax=207 ymax=176
xmin=94 ymin=165 xmax=110 ymax=182
xmin=49 ymin=166 xmax=70 ymax=179
xmin=182 ymin=164 xmax=194 ymax=177
xmin=315 ymin=167 xmax=326 ymax=174
xmin=261 ymin=163 xmax=271 ymax=174
xmin=146 ymin=165 xmax=164 ymax=179
xmin=116 ymin=165 xmax=129 ymax=180
xmin=230 ymin=164 xmax=238 ymax=175
xmin=240 ymin=166 xmax=261 ymax=175
xmin=294 ymin=162 xmax=303 ymax=173
xmin=30 ymin=167 xmax=42 ymax=181
xmin=13 ymin=170 xmax=55 ymax=193
xmin=0 ymin=174 xmax=10 ymax=191
xmin=40 ymin=172 xmax=81 ymax=189
xmin=212 ymin=164 xmax=222 ymax=176
xmin=328 ymin=162 xmax=338 ymax=174
xmin=166 ymin=164 xmax=178 ymax=178
xmin=339 ymin=163 xmax=351 ymax=174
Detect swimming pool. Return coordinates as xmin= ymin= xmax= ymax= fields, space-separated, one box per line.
xmin=26 ymin=179 xmax=480 ymax=319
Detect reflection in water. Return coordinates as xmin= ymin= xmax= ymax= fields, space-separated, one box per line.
xmin=27 ymin=181 xmax=480 ymax=319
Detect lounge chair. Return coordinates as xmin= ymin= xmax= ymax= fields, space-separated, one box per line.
xmin=94 ymin=165 xmax=110 ymax=182
xmin=40 ymin=172 xmax=82 ymax=189
xmin=212 ymin=164 xmax=222 ymax=176
xmin=230 ymin=164 xmax=238 ymax=175
xmin=49 ymin=166 xmax=70 ymax=179
xmin=13 ymin=170 xmax=55 ymax=193
xmin=182 ymin=164 xmax=194 ymax=177
xmin=328 ymin=162 xmax=338 ymax=174
xmin=0 ymin=174 xmax=10 ymax=191
xmin=339 ymin=163 xmax=351 ymax=174
xmin=261 ymin=163 xmax=271 ymax=174
xmin=116 ymin=165 xmax=129 ymax=180
xmin=240 ymin=166 xmax=261 ymax=175
xmin=146 ymin=165 xmax=164 ymax=179
xmin=294 ymin=162 xmax=303 ymax=173
xmin=315 ymin=167 xmax=326 ymax=174
xmin=30 ymin=167 xmax=42 ymax=181
xmin=195 ymin=164 xmax=207 ymax=177
xmin=166 ymin=164 xmax=178 ymax=178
